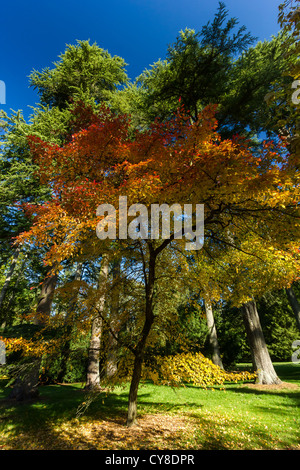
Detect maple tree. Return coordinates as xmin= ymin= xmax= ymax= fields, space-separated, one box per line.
xmin=10 ymin=94 xmax=299 ymax=424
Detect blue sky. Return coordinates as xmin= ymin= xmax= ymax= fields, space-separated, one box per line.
xmin=0 ymin=0 xmax=283 ymax=121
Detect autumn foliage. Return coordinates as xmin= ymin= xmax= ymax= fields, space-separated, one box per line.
xmin=5 ymin=98 xmax=300 ymax=417
xmin=18 ymin=101 xmax=300 ymax=273
xmin=148 ymin=352 xmax=257 ymax=388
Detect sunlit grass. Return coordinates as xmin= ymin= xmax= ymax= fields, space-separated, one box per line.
xmin=0 ymin=363 xmax=299 ymax=450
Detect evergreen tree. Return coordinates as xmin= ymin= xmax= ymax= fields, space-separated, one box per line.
xmin=120 ymin=2 xmax=288 ymax=141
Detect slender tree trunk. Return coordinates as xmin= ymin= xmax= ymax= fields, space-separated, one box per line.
xmin=85 ymin=316 xmax=103 ymax=390
xmin=33 ymin=271 xmax=58 ymax=326
xmin=285 ymin=286 xmax=300 ymax=331
xmin=127 ymin=351 xmax=144 ymax=427
xmin=241 ymin=299 xmax=281 ymax=385
xmin=9 ymin=268 xmax=58 ymax=400
xmin=57 ymin=262 xmax=83 ymax=382
xmin=85 ymin=254 xmax=109 ymax=390
xmin=126 ymin=312 xmax=154 ymax=427
xmin=126 ymin=245 xmax=156 ymax=427
xmin=204 ymin=299 xmax=224 ymax=369
xmin=106 ymin=259 xmax=120 ymax=379
xmin=0 ymin=245 xmax=21 ymax=310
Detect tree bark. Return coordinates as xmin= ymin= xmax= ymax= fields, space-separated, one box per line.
xmin=126 ymin=244 xmax=156 ymax=427
xmin=85 ymin=316 xmax=103 ymax=390
xmin=126 ymin=312 xmax=154 ymax=427
xmin=106 ymin=258 xmax=120 ymax=379
xmin=204 ymin=299 xmax=224 ymax=369
xmin=85 ymin=254 xmax=109 ymax=390
xmin=285 ymin=286 xmax=300 ymax=331
xmin=241 ymin=299 xmax=281 ymax=385
xmin=57 ymin=262 xmax=83 ymax=382
xmin=127 ymin=352 xmax=144 ymax=427
xmin=33 ymin=271 xmax=58 ymax=326
xmin=8 ymin=359 xmax=41 ymax=401
xmin=9 ymin=268 xmax=58 ymax=400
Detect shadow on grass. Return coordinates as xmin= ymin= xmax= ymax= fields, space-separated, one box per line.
xmin=0 ymin=382 xmax=129 ymax=422
xmin=1 ymin=363 xmax=300 ymax=450
xmin=273 ymin=363 xmax=300 ymax=383
xmin=0 ymin=382 xmax=198 ymax=450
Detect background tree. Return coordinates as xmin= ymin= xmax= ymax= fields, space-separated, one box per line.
xmin=120 ymin=2 xmax=288 ymax=142
xmin=0 ymin=40 xmax=129 ymax=397
xmin=273 ymin=0 xmax=300 ymax=156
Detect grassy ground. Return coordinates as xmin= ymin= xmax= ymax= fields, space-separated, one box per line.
xmin=0 ymin=362 xmax=299 ymax=450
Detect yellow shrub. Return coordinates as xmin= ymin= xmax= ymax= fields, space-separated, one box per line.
xmin=145 ymin=352 xmax=256 ymax=388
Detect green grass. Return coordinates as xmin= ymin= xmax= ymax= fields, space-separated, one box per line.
xmin=0 ymin=362 xmax=299 ymax=450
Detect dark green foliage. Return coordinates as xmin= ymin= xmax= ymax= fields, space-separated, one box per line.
xmin=213 ymin=303 xmax=249 ymax=367
xmin=216 ymin=288 xmax=300 ymax=367
xmin=29 ymin=40 xmax=128 ymax=110
xmin=257 ymin=289 xmax=300 ymax=361
xmin=123 ymin=2 xmax=287 ymax=141
xmin=0 ymin=110 xmax=51 ymax=261
xmin=40 ymin=346 xmax=89 ymax=385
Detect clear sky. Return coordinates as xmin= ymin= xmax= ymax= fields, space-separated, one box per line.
xmin=0 ymin=0 xmax=283 ymax=120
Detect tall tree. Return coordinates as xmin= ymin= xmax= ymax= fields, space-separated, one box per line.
xmin=57 ymin=261 xmax=84 ymax=382
xmin=204 ymin=299 xmax=224 ymax=369
xmin=275 ymin=1 xmax=300 ymax=156
xmin=121 ymin=2 xmax=287 ymax=140
xmin=85 ymin=253 xmax=109 ymax=390
xmin=191 ymin=226 xmax=300 ymax=382
xmin=106 ymin=257 xmax=121 ymax=379
xmin=285 ymin=285 xmax=300 ymax=331
xmin=241 ymin=299 xmax=281 ymax=384
xmin=29 ymin=40 xmax=128 ymax=110
xmin=20 ymin=97 xmax=300 ymax=423
xmin=9 ymin=266 xmax=59 ymax=400
xmin=1 ymin=40 xmax=129 ymax=387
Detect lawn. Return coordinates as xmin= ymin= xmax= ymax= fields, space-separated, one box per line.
xmin=0 ymin=362 xmax=299 ymax=450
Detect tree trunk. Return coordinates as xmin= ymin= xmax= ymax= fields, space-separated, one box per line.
xmin=9 ymin=268 xmax=58 ymax=400
xmin=127 ymin=352 xmax=144 ymax=427
xmin=33 ymin=271 xmax=58 ymax=326
xmin=85 ymin=254 xmax=109 ymax=390
xmin=0 ymin=245 xmax=21 ymax=310
xmin=57 ymin=262 xmax=83 ymax=382
xmin=85 ymin=316 xmax=103 ymax=390
xmin=204 ymin=299 xmax=224 ymax=369
xmin=126 ymin=245 xmax=156 ymax=427
xmin=126 ymin=312 xmax=154 ymax=427
xmin=8 ymin=359 xmax=41 ymax=401
xmin=241 ymin=299 xmax=281 ymax=385
xmin=106 ymin=258 xmax=120 ymax=379
xmin=285 ymin=286 xmax=300 ymax=331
